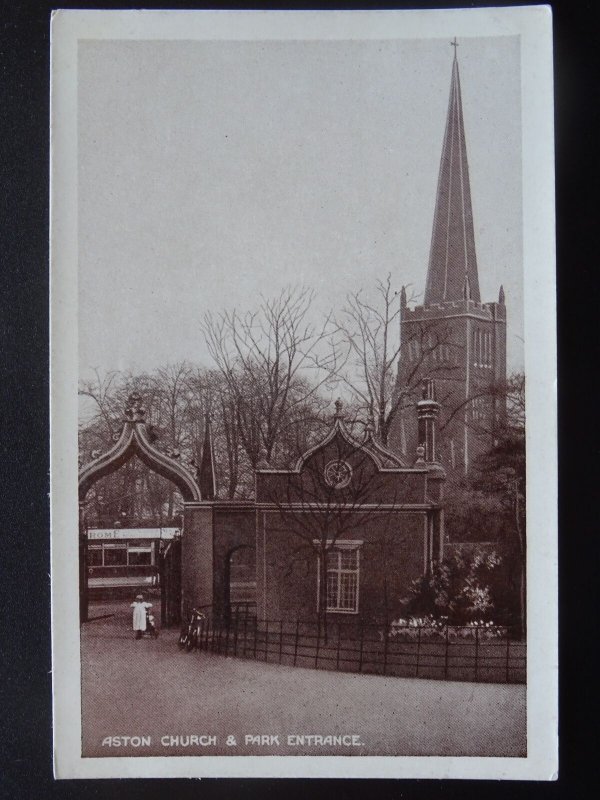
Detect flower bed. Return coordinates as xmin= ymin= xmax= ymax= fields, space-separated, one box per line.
xmin=388 ymin=616 xmax=509 ymax=641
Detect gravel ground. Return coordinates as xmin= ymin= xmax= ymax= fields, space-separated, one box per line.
xmin=81 ymin=602 xmax=526 ymax=758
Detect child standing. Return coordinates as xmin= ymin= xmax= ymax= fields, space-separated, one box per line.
xmin=130 ymin=594 xmax=153 ymax=639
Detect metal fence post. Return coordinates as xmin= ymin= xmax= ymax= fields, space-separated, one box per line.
xmin=293 ymin=619 xmax=300 ymax=666
xmin=336 ymin=623 xmax=342 ymax=672
xmin=264 ymin=620 xmax=269 ymax=662
xmin=314 ymin=620 xmax=321 ymax=669
xmin=474 ymin=626 xmax=480 ymax=681
xmin=416 ymin=627 xmax=421 ymax=677
xmin=444 ymin=624 xmax=449 ymax=679
xmin=253 ymin=618 xmax=258 ymax=660
xmin=383 ymin=627 xmax=388 ymax=676
xmin=358 ymin=625 xmax=364 ymax=673
xmin=505 ymin=632 xmax=511 ymax=683
xmin=279 ymin=621 xmax=283 ymax=664
xmin=243 ymin=610 xmax=248 ymax=657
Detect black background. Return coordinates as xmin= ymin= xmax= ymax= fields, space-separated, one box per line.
xmin=0 ymin=1 xmax=595 ymax=797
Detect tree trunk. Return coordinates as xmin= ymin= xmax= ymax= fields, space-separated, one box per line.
xmin=318 ymin=546 xmax=329 ymax=644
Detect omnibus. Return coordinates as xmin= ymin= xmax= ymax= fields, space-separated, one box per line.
xmin=86 ymin=527 xmax=180 ymax=597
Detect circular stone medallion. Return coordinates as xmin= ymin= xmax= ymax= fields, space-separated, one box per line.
xmin=323 ymin=460 xmax=353 ymax=489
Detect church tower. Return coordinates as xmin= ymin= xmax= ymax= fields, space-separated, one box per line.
xmin=390 ymin=42 xmax=507 ymax=475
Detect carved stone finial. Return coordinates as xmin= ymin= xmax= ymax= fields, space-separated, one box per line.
xmin=462 ymin=273 xmax=472 ymax=301
xmin=416 ymin=444 xmax=426 ymax=463
xmin=125 ymin=392 xmax=146 ymax=422
xmin=334 ymin=398 xmax=344 ymax=419
xmin=256 ymin=447 xmax=269 ymax=469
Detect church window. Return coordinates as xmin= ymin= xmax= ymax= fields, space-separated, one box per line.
xmin=473 ymin=328 xmax=489 ymax=367
xmin=474 ymin=330 xmax=493 ymax=367
xmin=471 ymin=396 xmax=484 ymax=421
xmin=408 ymin=339 xmax=421 ymax=362
xmin=424 ymin=333 xmax=435 ymax=361
xmin=316 ymin=542 xmax=361 ymax=614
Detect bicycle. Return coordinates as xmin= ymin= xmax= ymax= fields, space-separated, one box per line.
xmin=178 ymin=608 xmax=206 ymax=651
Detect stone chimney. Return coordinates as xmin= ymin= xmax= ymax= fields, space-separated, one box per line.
xmin=416 ymin=378 xmax=441 ymax=464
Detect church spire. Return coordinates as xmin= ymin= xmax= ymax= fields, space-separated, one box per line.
xmin=424 ymin=42 xmax=481 ymax=305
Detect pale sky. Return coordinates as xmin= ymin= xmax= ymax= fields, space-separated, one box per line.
xmin=78 ymin=35 xmax=523 ymax=381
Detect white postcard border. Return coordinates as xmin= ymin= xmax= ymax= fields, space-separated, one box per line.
xmin=50 ymin=6 xmax=556 ymax=780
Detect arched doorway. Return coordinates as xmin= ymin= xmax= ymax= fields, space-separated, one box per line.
xmin=78 ymin=393 xmax=201 ymax=625
xmin=223 ymin=545 xmax=256 ymax=623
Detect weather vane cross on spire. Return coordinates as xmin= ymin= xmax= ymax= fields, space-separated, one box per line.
xmin=451 ymin=37 xmax=459 ymax=53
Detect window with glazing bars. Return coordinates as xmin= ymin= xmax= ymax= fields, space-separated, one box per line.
xmin=321 ymin=547 xmax=360 ymax=613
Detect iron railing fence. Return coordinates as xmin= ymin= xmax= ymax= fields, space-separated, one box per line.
xmin=184 ymin=606 xmax=526 ymax=685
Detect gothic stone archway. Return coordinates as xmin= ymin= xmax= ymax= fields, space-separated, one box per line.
xmin=78 ymin=393 xmax=202 ymax=624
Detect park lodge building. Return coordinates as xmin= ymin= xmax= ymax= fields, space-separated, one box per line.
xmin=79 ymin=388 xmax=445 ymax=627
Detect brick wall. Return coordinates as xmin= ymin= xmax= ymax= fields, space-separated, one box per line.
xmin=257 ymin=509 xmax=429 ymax=625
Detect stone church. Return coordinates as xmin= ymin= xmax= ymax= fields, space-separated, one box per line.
xmin=389 ymin=48 xmax=507 ymax=475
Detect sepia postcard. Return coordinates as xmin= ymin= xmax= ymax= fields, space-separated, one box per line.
xmin=50 ymin=7 xmax=557 ymax=780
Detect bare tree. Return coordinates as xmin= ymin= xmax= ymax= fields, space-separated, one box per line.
xmin=324 ymin=274 xmax=461 ymax=447
xmin=78 ymin=360 xmax=277 ymax=506
xmin=183 ymin=367 xmax=249 ymax=499
xmin=201 ymin=286 xmax=335 ymax=468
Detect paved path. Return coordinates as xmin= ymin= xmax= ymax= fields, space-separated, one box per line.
xmin=81 ymin=602 xmax=526 ymax=758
